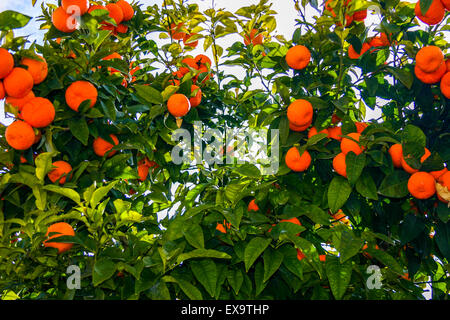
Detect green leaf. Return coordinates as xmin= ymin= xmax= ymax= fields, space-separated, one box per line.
xmin=233 ymin=164 xmax=261 ymax=178
xmin=93 ymin=258 xmax=116 ymax=286
xmin=190 ymin=259 xmax=217 ymax=298
xmin=254 ymin=261 xmax=267 ymax=296
xmin=332 ymin=224 xmax=364 ymax=263
xmin=355 ymin=173 xmax=379 ymax=200
xmin=301 ymin=204 xmax=331 ymax=226
xmin=263 ymin=247 xmax=284 ymax=282
xmin=43 ymin=185 xmax=81 ymax=204
xmin=399 ymin=214 xmax=426 ymax=245
xmin=32 ymin=186 xmax=47 ymax=211
xmin=163 ymin=275 xmax=203 ymax=300
xmin=0 ymin=11 xmax=31 ymax=30
xmin=182 ymin=224 xmax=204 ymax=249
xmin=378 ymin=171 xmax=410 ymax=198
xmin=402 ymin=125 xmax=426 ymax=148
xmin=176 ymin=249 xmax=231 ymax=264
xmin=244 ymin=237 xmax=272 ymax=272
xmin=135 ymin=84 xmax=163 ymax=104
xmin=434 ymin=221 xmax=450 ymax=260
xmin=386 ymin=67 xmax=413 ymax=89
xmin=68 ymin=118 xmax=89 ymax=146
xmin=328 ymin=176 xmax=352 ymax=213
xmin=288 ymin=235 xmax=323 ymax=278
xmin=366 ymin=248 xmax=403 ymax=275
xmin=35 ymin=152 xmax=54 ymax=182
xmin=90 ymin=181 xmax=118 ymax=208
xmin=345 ymin=152 xmax=366 ymax=185
xmin=227 ymin=268 xmax=244 ymax=295
xmin=325 ymin=255 xmax=353 ymax=300
xmin=279 ymin=116 xmax=290 ymax=145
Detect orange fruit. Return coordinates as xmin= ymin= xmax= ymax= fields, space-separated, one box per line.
xmin=308 ymin=126 xmax=329 ymax=139
xmin=167 ymin=93 xmax=191 ymax=117
xmin=327 ymin=126 xmax=343 ymax=141
xmin=440 ymin=72 xmax=450 ymax=99
xmin=102 ymin=52 xmax=122 ymax=74
xmin=280 ymin=217 xmax=301 ymax=226
xmin=333 ymin=152 xmax=347 ymax=177
xmin=52 ymin=6 xmax=77 ymax=33
xmin=340 ymin=132 xmax=364 ymax=155
xmin=62 ymin=0 xmax=88 ymax=15
xmin=285 ymin=147 xmax=311 ymax=172
xmin=43 ymin=222 xmax=75 ymax=254
xmin=430 ymin=167 xmax=448 ymax=180
xmin=388 ymin=144 xmax=403 ymax=168
xmin=138 ymin=164 xmax=149 ymax=181
xmin=331 ymin=114 xmax=341 ymax=124
xmin=348 ymin=42 xmax=371 ymax=59
xmin=105 ymin=3 xmax=124 ymax=25
xmin=189 ymin=85 xmax=202 ymax=107
xmin=48 ymin=160 xmax=73 ymax=184
xmin=415 ymin=46 xmax=444 ymax=73
xmin=21 ymin=97 xmax=55 ymax=128
xmin=319 ymin=255 xmax=327 ymax=262
xmin=289 ymin=119 xmax=312 ymax=132
xmin=3 ymin=68 xmax=34 ymax=98
xmin=20 ymin=55 xmax=48 ymax=85
xmin=355 ymin=122 xmax=368 ymax=133
xmin=0 ymin=81 xmax=4 ymax=100
xmin=0 ymin=48 xmax=14 ymax=79
xmin=169 ymin=23 xmax=185 ymax=40
xmin=5 ymin=120 xmax=36 ymax=150
xmin=415 ymin=0 xmax=445 ymax=25
xmin=446 ymin=59 xmax=450 ymax=72
xmin=297 ymin=249 xmax=306 ymax=261
xmin=93 ymin=134 xmax=119 ymax=157
xmin=438 ymin=171 xmax=450 ymax=186
xmin=65 ymin=80 xmax=98 ymax=111
xmin=116 ymin=0 xmax=134 ymax=21
xmin=353 ymin=10 xmax=367 ymax=21
xmin=401 ymin=147 xmax=431 ymax=174
xmin=116 ymin=24 xmax=128 ymax=34
xmin=414 ymin=62 xmax=447 ymax=84
xmin=248 ymin=199 xmax=259 ymax=212
xmin=287 ymin=99 xmax=314 ymax=126
xmin=88 ymin=4 xmax=107 ymax=14
xmin=442 ymin=0 xmax=450 ymax=10
xmin=285 ymin=45 xmax=311 ymax=70
xmin=216 ymin=220 xmax=231 ymax=234
xmin=244 ymin=29 xmax=263 ymax=46
xmin=5 ymin=91 xmax=35 ymax=112
xmin=407 ymin=172 xmax=436 ymax=199
xmin=183 ymin=33 xmax=199 ymax=48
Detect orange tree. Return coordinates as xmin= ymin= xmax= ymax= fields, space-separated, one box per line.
xmin=0 ymin=0 xmax=449 ymax=300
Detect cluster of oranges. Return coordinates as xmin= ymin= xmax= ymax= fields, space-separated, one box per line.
xmin=168 ymin=22 xmax=200 ymax=49
xmin=324 ymin=0 xmax=368 ymax=27
xmin=347 ymin=33 xmax=391 ymax=59
xmin=166 ymin=54 xmax=212 ymax=121
xmin=415 ymin=0 xmax=450 ymax=26
xmin=2 ymin=49 xmax=51 ymax=151
xmin=414 ymin=46 xmax=450 ymax=98
xmin=388 ymin=143 xmax=449 ymax=202
xmin=52 ymin=0 xmax=134 ymax=35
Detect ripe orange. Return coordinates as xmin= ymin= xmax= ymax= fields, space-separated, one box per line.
xmin=414 ymin=62 xmax=447 ymax=84
xmin=169 ymin=23 xmax=185 ymax=40
xmin=280 ymin=217 xmax=301 ymax=226
xmin=5 ymin=91 xmax=35 ymax=112
xmin=183 ymin=33 xmax=199 ymax=48
xmin=21 ymin=97 xmax=55 ymax=128
xmin=62 ymin=0 xmax=88 ymax=15
xmin=216 ymin=220 xmax=231 ymax=234
xmin=333 ymin=152 xmax=347 ymax=177
xmin=442 ymin=0 xmax=450 ymax=10
xmin=331 ymin=114 xmax=341 ymax=124
xmin=20 ymin=55 xmax=48 ymax=85
xmin=415 ymin=0 xmax=445 ymax=25
xmin=189 ymin=85 xmax=202 ymax=107
xmin=248 ymin=199 xmax=259 ymax=212
xmin=297 ymin=249 xmax=306 ymax=261
xmin=244 ymin=29 xmax=263 ymax=46
xmin=388 ymin=144 xmax=403 ymax=168
xmin=348 ymin=43 xmax=371 ymax=59
xmin=327 ymin=126 xmax=342 ymax=141
xmin=285 ymin=45 xmax=311 ymax=70
xmin=430 ymin=167 xmax=448 ymax=180
xmin=440 ymin=72 xmax=450 ymax=99
xmin=0 ymin=81 xmax=4 ymax=100
xmin=407 ymin=172 xmax=436 ymax=199
xmin=340 ymin=132 xmax=364 ymax=155
xmin=446 ymin=59 xmax=450 ymax=72
xmin=116 ymin=0 xmax=134 ymax=21
xmin=0 ymin=48 xmax=14 ymax=79
xmin=285 ymin=147 xmax=311 ymax=172
xmin=3 ymin=68 xmax=34 ymax=98
xmin=415 ymin=46 xmax=444 ymax=73
xmin=195 ymin=54 xmax=212 ymax=69
xmin=287 ymin=99 xmax=313 ymax=126
xmin=116 ymin=24 xmax=128 ymax=34
xmin=353 ymin=10 xmax=367 ymax=21
xmin=355 ymin=122 xmax=368 ymax=133
xmin=289 ymin=119 xmax=312 ymax=132
xmin=93 ymin=134 xmax=119 ymax=157
xmin=319 ymin=255 xmax=327 ymax=262
xmin=43 ymin=222 xmax=75 ymax=254
xmin=138 ymin=164 xmax=149 ymax=181
xmin=5 ymin=120 xmax=36 ymax=150
xmin=48 ymin=160 xmax=73 ymax=184
xmin=401 ymin=147 xmax=431 ymax=174
xmin=65 ymin=80 xmax=98 ymax=111
xmin=88 ymin=4 xmax=107 ymax=14
xmin=308 ymin=126 xmax=329 ymax=139
xmin=438 ymin=171 xmax=450 ymax=187
xmin=52 ymin=6 xmax=77 ymax=33
xmin=105 ymin=3 xmax=124 ymax=25
xmin=167 ymin=93 xmax=191 ymax=118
